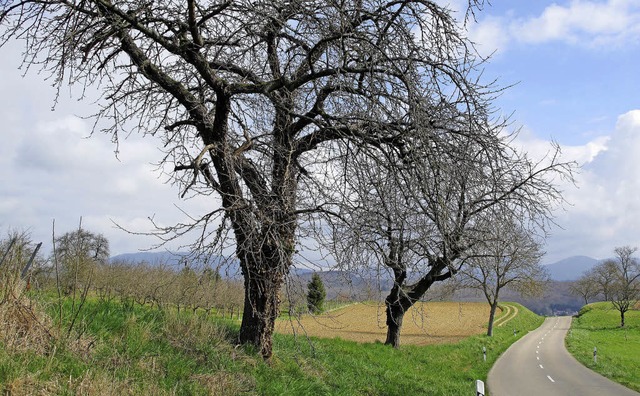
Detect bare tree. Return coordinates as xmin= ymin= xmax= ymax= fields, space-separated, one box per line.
xmin=607 ymin=246 xmax=640 ymax=327
xmin=54 ymin=228 xmax=110 ymax=295
xmin=461 ymin=220 xmax=548 ymax=336
xmin=590 ymin=259 xmax=618 ymax=301
xmin=1 ymin=0 xmax=507 ymax=358
xmin=324 ymin=126 xmax=572 ymax=346
xmin=569 ymin=272 xmax=600 ymax=306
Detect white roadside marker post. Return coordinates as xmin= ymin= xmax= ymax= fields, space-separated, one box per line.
xmin=476 ymin=380 xmax=485 ymax=396
xmin=593 ymin=347 xmax=597 ymax=364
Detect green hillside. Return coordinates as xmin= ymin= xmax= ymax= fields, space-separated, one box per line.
xmin=566 ymin=302 xmax=640 ymax=392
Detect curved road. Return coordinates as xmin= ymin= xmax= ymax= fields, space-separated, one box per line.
xmin=488 ymin=316 xmax=639 ymax=396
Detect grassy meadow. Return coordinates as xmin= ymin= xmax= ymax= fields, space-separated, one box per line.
xmin=1 ymin=277 xmax=542 ymax=396
xmin=566 ymin=302 xmax=640 ymax=392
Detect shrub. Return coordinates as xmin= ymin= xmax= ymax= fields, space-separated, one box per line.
xmin=307 ymin=273 xmax=326 ymax=314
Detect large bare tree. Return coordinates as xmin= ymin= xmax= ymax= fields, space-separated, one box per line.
xmin=324 ymin=121 xmax=572 ymax=346
xmin=1 ymin=0 xmax=497 ymax=358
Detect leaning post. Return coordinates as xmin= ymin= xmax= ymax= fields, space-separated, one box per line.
xmin=21 ymin=242 xmax=42 ymax=279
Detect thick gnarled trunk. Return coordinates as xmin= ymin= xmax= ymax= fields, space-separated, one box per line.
xmin=238 ymin=269 xmax=283 ymax=359
xmin=236 ymin=237 xmax=293 ymax=359
xmin=383 ymin=256 xmax=456 ymax=348
xmin=385 ymin=296 xmax=409 ymax=348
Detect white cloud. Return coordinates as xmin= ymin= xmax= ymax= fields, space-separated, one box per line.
xmin=467 ymin=15 xmax=509 ymax=55
xmin=514 ymin=0 xmax=640 ymax=46
xmin=509 ymin=126 xmax=608 ymax=167
xmin=469 ymin=0 xmax=640 ymax=54
xmin=543 ymin=110 xmax=640 ymax=262
xmin=0 ymin=41 xmax=212 ymax=257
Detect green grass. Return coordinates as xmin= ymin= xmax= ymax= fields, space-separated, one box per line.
xmin=260 ymin=303 xmax=542 ymax=395
xmin=0 ymin=296 xmax=542 ymax=395
xmin=566 ymin=302 xmax=640 ymax=392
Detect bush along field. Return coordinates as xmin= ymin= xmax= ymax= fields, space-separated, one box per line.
xmin=566 ymin=302 xmax=640 ymax=392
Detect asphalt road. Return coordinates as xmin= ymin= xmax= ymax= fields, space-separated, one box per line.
xmin=487 ymin=316 xmax=640 ymax=396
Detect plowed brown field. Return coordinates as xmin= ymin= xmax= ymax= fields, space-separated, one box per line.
xmin=275 ymin=302 xmax=493 ymax=345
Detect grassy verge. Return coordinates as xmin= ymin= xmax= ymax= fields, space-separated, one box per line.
xmin=0 ymin=295 xmax=542 ymax=395
xmin=565 ymin=302 xmax=640 ymax=392
xmin=259 ymin=303 xmax=542 ymax=395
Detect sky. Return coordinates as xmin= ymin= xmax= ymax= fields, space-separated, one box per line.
xmin=1 ymin=0 xmax=640 ymax=264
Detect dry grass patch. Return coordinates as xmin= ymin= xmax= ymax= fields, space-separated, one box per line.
xmin=0 ymin=280 xmax=55 ymax=354
xmin=191 ymin=371 xmax=256 ymax=395
xmin=276 ymin=302 xmax=491 ymax=345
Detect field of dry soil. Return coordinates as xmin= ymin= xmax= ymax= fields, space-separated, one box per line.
xmin=275 ymin=301 xmax=494 ymax=345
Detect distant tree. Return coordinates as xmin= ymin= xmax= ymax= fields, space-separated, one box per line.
xmin=54 ymin=228 xmax=109 ymax=295
xmin=202 ymin=267 xmax=222 ymax=284
xmin=569 ymin=273 xmax=600 ymax=306
xmin=307 ymin=273 xmax=326 ymax=314
xmin=607 ymin=246 xmax=640 ymax=327
xmin=590 ymin=259 xmax=618 ymax=301
xmin=461 ymin=220 xmax=548 ymax=336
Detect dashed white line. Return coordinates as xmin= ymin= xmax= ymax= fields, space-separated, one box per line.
xmin=547 ymin=375 xmax=555 ymax=383
xmin=539 ymin=364 xmax=544 ymax=369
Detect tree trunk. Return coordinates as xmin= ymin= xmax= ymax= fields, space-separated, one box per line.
xmin=236 ymin=229 xmax=293 ymax=359
xmin=385 ymin=298 xmax=407 ymax=348
xmin=383 ymin=257 xmax=455 ymax=348
xmin=620 ymin=310 xmax=625 ymax=328
xmin=487 ymin=301 xmax=498 ymax=337
xmin=239 ymin=271 xmax=283 ymax=359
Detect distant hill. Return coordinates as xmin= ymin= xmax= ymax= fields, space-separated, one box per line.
xmin=544 ymin=256 xmax=600 ymax=281
xmin=111 ymin=251 xmax=185 ymax=266
xmin=110 ymin=251 xmax=242 ymax=277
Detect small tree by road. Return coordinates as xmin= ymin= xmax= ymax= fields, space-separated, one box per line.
xmin=307 ymin=273 xmax=326 ymax=314
xmin=608 ymin=246 xmax=640 ymax=327
xmin=569 ymin=274 xmax=600 ymax=305
xmin=461 ymin=220 xmax=548 ymax=336
xmin=591 ymin=260 xmax=619 ymax=301
xmin=575 ymin=246 xmax=640 ymax=327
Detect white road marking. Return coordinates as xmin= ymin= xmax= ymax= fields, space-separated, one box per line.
xmin=536 ymin=350 xmax=539 ymax=354
xmin=537 ymin=357 xmax=540 ymax=360
xmin=539 ymin=364 xmax=544 ymax=369
xmin=547 ymin=375 xmax=555 ymax=383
